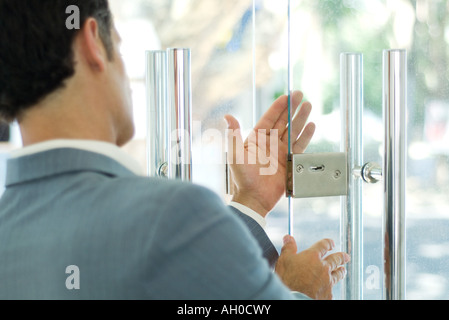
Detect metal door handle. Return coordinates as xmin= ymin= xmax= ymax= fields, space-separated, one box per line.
xmin=145 ymin=48 xmax=193 ymax=182
xmin=382 ymin=49 xmax=407 ymax=300
xmin=340 ymin=50 xmax=407 ymax=300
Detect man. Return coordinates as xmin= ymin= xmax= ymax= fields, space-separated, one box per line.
xmin=0 ymin=0 xmax=349 ymax=300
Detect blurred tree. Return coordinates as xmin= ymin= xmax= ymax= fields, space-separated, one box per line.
xmin=308 ymin=0 xmax=449 ymax=145
xmin=111 ymin=0 xmax=449 ymax=140
xmin=305 ymin=0 xmax=392 ymax=116
xmin=112 ymin=0 xmax=285 ymax=126
xmin=408 ymin=0 xmax=449 ymax=141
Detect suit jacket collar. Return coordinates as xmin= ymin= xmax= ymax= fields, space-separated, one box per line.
xmin=5 ymin=148 xmax=137 ymax=187
xmin=9 ymin=139 xmax=143 ymax=175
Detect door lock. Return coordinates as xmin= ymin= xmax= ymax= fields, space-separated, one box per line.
xmin=286 ymin=152 xmax=348 ymax=198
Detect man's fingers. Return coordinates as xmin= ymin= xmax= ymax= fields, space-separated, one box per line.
xmin=254 ymin=91 xmax=304 ymax=133
xmin=273 ymin=91 xmax=303 ymax=134
xmin=224 ymin=114 xmax=241 ymax=131
xmin=326 ymin=252 xmax=350 ymax=286
xmin=307 ymin=239 xmax=335 ymax=259
xmin=324 ymin=252 xmax=351 ymax=271
xmin=292 ymin=122 xmax=315 ymax=154
xmin=224 ymin=115 xmax=244 ymax=164
xmin=253 ymin=95 xmax=288 ymax=132
xmin=283 ymin=101 xmax=312 ymax=143
xmin=331 ymin=266 xmax=347 ymax=285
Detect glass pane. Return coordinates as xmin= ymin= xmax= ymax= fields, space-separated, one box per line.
xmin=110 ymin=0 xmax=257 ymax=196
xmin=282 ymin=0 xmax=449 ymax=300
xmin=110 ymin=0 xmax=449 ymax=300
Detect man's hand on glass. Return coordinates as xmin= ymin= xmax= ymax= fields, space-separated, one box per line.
xmin=224 ymin=90 xmax=315 ymax=217
xmin=276 ymin=235 xmax=350 ymax=300
xmin=225 ymin=90 xmax=350 ymax=300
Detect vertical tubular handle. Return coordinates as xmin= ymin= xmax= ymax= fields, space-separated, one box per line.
xmin=340 ymin=53 xmax=363 ymax=300
xmin=383 ymin=49 xmax=407 ymax=300
xmin=146 ymin=50 xmax=168 ymax=177
xmin=167 ymin=48 xmax=193 ymax=181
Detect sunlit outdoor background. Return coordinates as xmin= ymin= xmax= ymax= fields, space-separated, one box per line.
xmin=1 ymin=0 xmax=449 ymax=299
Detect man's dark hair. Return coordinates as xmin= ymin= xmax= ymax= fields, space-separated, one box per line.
xmin=0 ymin=0 xmax=114 ymax=122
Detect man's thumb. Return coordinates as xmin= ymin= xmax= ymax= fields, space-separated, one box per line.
xmin=224 ymin=114 xmax=240 ymax=131
xmin=224 ymin=115 xmax=244 ymax=164
xmin=281 ymin=235 xmax=298 ymax=255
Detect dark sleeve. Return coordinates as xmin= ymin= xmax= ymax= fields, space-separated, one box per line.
xmin=228 ymin=206 xmax=279 ymax=269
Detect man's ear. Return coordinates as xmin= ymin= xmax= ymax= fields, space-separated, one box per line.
xmin=77 ymin=18 xmax=107 ymax=72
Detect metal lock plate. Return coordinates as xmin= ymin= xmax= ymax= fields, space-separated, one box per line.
xmin=287 ymin=152 xmax=348 ymax=198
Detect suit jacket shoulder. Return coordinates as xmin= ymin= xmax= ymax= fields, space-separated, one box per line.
xmin=0 ymin=148 xmax=299 ymax=300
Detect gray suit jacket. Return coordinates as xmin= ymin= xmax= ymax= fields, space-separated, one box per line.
xmin=229 ymin=207 xmax=279 ymax=269
xmin=0 ymin=148 xmax=308 ymax=300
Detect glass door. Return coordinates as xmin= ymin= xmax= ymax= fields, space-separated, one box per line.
xmin=282 ymin=0 xmax=449 ymax=300
xmin=110 ymin=0 xmax=449 ymax=300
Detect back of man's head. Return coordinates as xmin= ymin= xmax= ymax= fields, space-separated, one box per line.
xmin=0 ymin=0 xmax=113 ymax=123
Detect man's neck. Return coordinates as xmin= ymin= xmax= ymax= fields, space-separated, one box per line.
xmin=18 ymin=103 xmax=117 ymax=147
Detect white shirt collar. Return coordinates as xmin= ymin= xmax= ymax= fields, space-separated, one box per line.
xmin=229 ymin=201 xmax=267 ymax=229
xmin=9 ymin=139 xmax=144 ymax=176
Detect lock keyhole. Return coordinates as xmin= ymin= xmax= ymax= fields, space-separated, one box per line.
xmin=310 ymin=165 xmax=325 ymax=172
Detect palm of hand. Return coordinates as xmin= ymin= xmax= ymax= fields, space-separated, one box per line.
xmin=225 ymin=91 xmax=315 ymax=216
